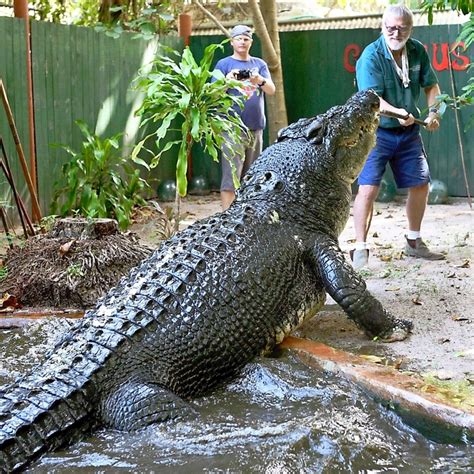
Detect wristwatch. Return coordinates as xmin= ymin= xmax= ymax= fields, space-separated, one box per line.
xmin=258 ymin=79 xmax=266 ymax=88
xmin=429 ymin=107 xmax=439 ymax=114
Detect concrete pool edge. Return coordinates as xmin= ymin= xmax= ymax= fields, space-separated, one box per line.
xmin=280 ymin=336 xmax=474 ymax=441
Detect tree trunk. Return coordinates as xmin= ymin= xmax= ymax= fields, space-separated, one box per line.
xmin=50 ymin=218 xmax=119 ymax=239
xmin=249 ymin=0 xmax=288 ymax=142
xmin=99 ymin=0 xmax=126 ymax=24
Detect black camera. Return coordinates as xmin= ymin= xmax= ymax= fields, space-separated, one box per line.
xmin=235 ymin=69 xmax=252 ymax=80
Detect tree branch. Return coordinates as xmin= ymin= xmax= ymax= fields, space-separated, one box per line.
xmin=248 ymin=0 xmax=279 ymax=69
xmin=192 ymin=0 xmax=231 ymax=38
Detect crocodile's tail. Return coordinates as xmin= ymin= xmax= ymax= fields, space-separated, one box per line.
xmin=0 ymin=364 xmax=97 ymax=472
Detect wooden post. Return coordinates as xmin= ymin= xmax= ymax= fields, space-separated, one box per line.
xmin=13 ymin=0 xmax=28 ymax=16
xmin=13 ymin=0 xmax=40 ymax=222
xmin=0 ymin=80 xmax=42 ymax=222
xmin=178 ymin=13 xmax=192 ymax=47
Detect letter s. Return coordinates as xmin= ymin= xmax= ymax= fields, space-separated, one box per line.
xmin=450 ymin=42 xmax=470 ymax=71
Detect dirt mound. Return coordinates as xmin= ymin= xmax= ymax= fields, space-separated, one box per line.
xmin=0 ymin=218 xmax=153 ymax=309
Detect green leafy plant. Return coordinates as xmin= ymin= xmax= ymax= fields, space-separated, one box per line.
xmin=133 ymin=42 xmax=251 ymax=199
xmin=29 ymin=0 xmax=181 ymax=33
xmin=420 ymin=1 xmax=472 ymax=23
xmin=66 ymin=263 xmax=85 ymax=278
xmin=39 ymin=214 xmax=59 ymax=233
xmin=51 ymin=120 xmax=149 ymax=230
xmin=95 ymin=4 xmax=175 ymax=39
xmin=0 ymin=266 xmax=8 ymax=281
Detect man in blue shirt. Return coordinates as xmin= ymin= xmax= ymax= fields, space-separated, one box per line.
xmin=351 ymin=5 xmax=445 ymax=269
xmin=213 ymin=24 xmax=275 ymax=210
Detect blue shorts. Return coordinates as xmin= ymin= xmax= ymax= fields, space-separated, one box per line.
xmin=221 ymin=130 xmax=263 ymax=192
xmin=358 ymin=125 xmax=431 ymax=188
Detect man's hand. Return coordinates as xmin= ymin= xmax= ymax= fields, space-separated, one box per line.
xmin=425 ymin=111 xmax=441 ymax=131
xmin=397 ymin=110 xmax=415 ymax=127
xmin=226 ymin=70 xmax=239 ymax=80
xmin=249 ymin=73 xmax=263 ymax=86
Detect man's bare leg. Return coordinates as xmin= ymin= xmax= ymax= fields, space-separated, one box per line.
xmin=404 ymin=182 xmax=444 ymax=259
xmin=221 ymin=191 xmax=235 ymax=211
xmin=353 ymin=185 xmax=380 ymax=241
xmin=406 ymin=183 xmax=429 ymax=232
xmin=351 ymin=184 xmax=380 ymax=268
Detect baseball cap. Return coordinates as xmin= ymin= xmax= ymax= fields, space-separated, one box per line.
xmin=230 ymin=25 xmax=253 ymax=39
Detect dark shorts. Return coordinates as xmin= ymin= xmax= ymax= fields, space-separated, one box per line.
xmin=221 ymin=130 xmax=263 ymax=192
xmin=358 ymin=125 xmax=431 ymax=188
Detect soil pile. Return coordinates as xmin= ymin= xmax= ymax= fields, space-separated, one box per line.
xmin=0 ymin=218 xmax=153 ymax=309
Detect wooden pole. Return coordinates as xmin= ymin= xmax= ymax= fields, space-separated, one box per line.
xmin=447 ymin=47 xmax=472 ymax=209
xmin=0 ymin=79 xmax=42 ymax=221
xmin=0 ymin=207 xmax=14 ymax=249
xmin=13 ymin=0 xmax=40 ymax=221
xmin=0 ymin=137 xmax=35 ymax=237
xmin=178 ymin=13 xmax=192 ymax=47
xmin=13 ymin=0 xmax=28 ymax=17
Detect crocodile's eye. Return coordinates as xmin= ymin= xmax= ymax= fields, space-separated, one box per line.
xmin=274 ymin=181 xmax=284 ymax=191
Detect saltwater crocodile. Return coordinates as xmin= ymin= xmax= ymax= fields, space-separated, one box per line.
xmin=0 ymin=89 xmax=412 ymax=472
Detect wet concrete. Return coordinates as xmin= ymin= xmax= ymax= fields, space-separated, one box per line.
xmin=0 ymin=309 xmax=83 ymax=328
xmin=281 ymin=336 xmax=474 ymax=441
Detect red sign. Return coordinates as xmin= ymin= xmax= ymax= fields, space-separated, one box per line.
xmin=343 ymin=42 xmax=470 ymax=73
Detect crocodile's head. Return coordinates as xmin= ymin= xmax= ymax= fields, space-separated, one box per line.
xmin=277 ymin=89 xmax=380 ymax=184
xmin=234 ymin=90 xmax=380 ymax=234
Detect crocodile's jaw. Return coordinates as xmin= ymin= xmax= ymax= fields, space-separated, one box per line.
xmin=323 ymin=89 xmax=380 ymax=184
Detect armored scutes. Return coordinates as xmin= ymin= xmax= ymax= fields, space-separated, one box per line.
xmin=0 ymin=90 xmax=411 ymax=472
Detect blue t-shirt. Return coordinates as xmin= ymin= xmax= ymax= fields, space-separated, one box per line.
xmin=356 ymin=36 xmax=438 ymax=128
xmin=213 ymin=56 xmax=271 ymax=130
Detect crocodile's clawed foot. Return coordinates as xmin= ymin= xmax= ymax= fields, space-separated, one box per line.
xmin=379 ymin=318 xmax=413 ymax=343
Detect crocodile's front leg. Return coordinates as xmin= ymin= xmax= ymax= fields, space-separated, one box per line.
xmin=310 ymin=235 xmax=412 ymax=342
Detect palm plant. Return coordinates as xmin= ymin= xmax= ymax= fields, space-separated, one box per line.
xmin=132 ymin=41 xmax=251 ymax=228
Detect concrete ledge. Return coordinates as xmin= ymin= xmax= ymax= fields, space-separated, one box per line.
xmin=0 ymin=309 xmax=84 ymax=328
xmin=280 ymin=336 xmax=474 ymax=442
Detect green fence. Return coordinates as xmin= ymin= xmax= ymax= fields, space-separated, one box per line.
xmin=0 ymin=17 xmax=30 ymax=216
xmin=0 ymin=17 xmax=472 ymax=226
xmin=191 ymin=24 xmax=473 ymax=196
xmin=0 ymin=17 xmax=183 ymax=218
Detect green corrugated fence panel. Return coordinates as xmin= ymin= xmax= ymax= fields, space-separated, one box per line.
xmin=0 ymin=17 xmax=31 ymax=226
xmin=415 ymin=24 xmax=473 ymax=196
xmin=30 ymin=21 xmax=183 ymax=212
xmin=190 ymin=24 xmax=472 ymax=197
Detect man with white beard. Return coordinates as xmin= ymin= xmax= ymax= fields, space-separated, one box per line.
xmin=350 ymin=4 xmax=444 ymax=269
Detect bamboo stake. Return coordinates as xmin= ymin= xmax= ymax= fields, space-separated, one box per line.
xmin=447 ymin=50 xmax=472 ymax=209
xmin=0 ymin=160 xmax=33 ymax=238
xmin=0 ymin=79 xmax=42 ymax=221
xmin=0 ymin=206 xmax=14 ymax=249
xmin=0 ymin=138 xmax=34 ymax=237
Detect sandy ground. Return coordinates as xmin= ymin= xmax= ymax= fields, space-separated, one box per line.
xmin=140 ymin=193 xmax=473 ymax=383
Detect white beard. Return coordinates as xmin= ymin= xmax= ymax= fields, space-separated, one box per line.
xmin=383 ymin=34 xmax=408 ymax=52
